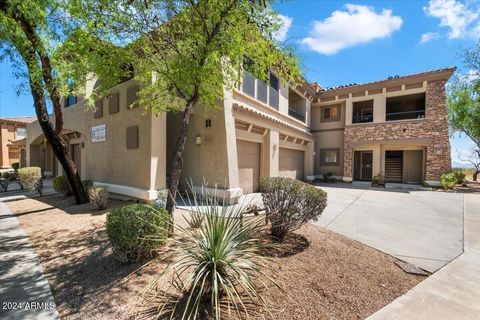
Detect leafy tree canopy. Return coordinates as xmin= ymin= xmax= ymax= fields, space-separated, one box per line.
xmin=68 ymin=0 xmax=302 ymax=114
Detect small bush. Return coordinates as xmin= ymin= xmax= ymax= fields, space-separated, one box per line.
xmin=106 ymin=204 xmax=169 ymax=263
xmin=17 ymin=167 xmax=42 ymax=192
xmin=322 ymin=172 xmax=335 ymax=183
xmin=88 ymin=186 xmax=109 ymax=209
xmin=52 ymin=176 xmax=71 ymax=195
xmin=0 ymin=172 xmax=18 ymax=192
xmin=452 ymin=171 xmax=466 ymax=184
xmin=260 ymin=177 xmax=328 ymax=242
xmin=371 ymin=175 xmax=385 ymax=187
xmin=440 ymin=172 xmax=457 ymax=190
xmin=11 ymin=162 xmax=19 ymax=171
xmin=147 ymin=194 xmax=276 ymax=319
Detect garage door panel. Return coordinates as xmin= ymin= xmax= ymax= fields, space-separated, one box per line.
xmin=279 ymin=148 xmax=304 ymax=180
xmin=237 ymin=140 xmax=260 ymax=194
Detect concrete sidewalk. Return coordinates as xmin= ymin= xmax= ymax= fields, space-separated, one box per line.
xmin=0 ymin=200 xmax=60 ymax=320
xmin=368 ymin=193 xmax=480 ymax=319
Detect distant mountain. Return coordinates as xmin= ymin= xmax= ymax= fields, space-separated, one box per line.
xmin=452 ymin=161 xmax=474 ymax=169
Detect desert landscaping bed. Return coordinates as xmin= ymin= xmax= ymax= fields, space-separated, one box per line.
xmin=6 ymin=194 xmax=425 ymax=319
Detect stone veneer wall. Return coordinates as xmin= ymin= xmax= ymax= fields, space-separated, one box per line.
xmin=343 ymin=80 xmax=451 ymax=182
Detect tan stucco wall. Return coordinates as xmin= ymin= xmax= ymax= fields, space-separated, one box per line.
xmin=313 ymin=129 xmax=344 ymax=177
xmin=26 ymin=79 xmax=167 ymax=198
xmin=167 ymin=102 xmax=230 ymax=192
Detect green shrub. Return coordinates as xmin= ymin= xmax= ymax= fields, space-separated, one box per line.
xmin=17 ymin=167 xmax=42 ymax=193
xmin=87 ymin=186 xmax=109 ymax=209
xmin=322 ymin=172 xmax=335 ymax=183
xmin=106 ymin=204 xmax=169 ymax=263
xmin=440 ymin=172 xmax=457 ymax=190
xmin=52 ymin=176 xmax=71 ymax=195
xmin=371 ymin=175 xmax=385 ymax=187
xmin=260 ymin=177 xmax=328 ymax=242
xmin=11 ymin=162 xmax=19 ymax=171
xmin=0 ymin=171 xmax=18 ymax=192
xmin=147 ymin=196 xmax=276 ymax=319
xmin=453 ymin=171 xmax=466 ymax=184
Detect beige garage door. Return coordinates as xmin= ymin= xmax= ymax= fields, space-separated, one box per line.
xmin=237 ymin=140 xmax=261 ymax=194
xmin=279 ymin=148 xmax=304 ymax=180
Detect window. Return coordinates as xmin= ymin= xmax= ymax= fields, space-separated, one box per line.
xmin=256 ymin=79 xmax=268 ymax=104
xmin=268 ymin=73 xmax=279 ymax=109
xmin=242 ymin=72 xmax=255 ymax=97
xmin=205 ymin=119 xmax=212 ymax=128
xmin=241 ymin=70 xmax=280 ymax=109
xmin=64 ymin=94 xmax=77 ymax=108
xmin=352 ymin=100 xmax=374 ymax=123
xmin=16 ymin=127 xmax=26 ymax=139
xmin=321 ymin=105 xmax=340 ymax=122
xmin=319 ymin=148 xmax=340 ymax=166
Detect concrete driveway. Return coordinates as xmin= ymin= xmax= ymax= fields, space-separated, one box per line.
xmin=314 ymin=185 xmax=464 ymax=272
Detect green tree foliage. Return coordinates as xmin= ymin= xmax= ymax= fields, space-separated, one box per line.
xmin=69 ymin=0 xmax=302 ymax=226
xmin=0 ymin=0 xmax=88 ymax=203
xmin=448 ymin=43 xmax=480 ymax=181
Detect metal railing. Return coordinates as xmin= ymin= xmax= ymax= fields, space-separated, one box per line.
xmin=289 ymin=108 xmax=305 ymax=122
xmin=352 ymin=114 xmax=373 ymax=124
xmin=386 ymin=109 xmax=425 ymax=121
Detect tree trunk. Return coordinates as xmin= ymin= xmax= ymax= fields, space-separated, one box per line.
xmin=165 ymin=98 xmax=197 ymax=232
xmin=28 ymin=80 xmax=89 ymax=204
xmin=474 ymin=171 xmax=479 ymax=182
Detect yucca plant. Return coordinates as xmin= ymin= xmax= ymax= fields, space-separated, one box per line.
xmin=147 ymin=188 xmax=280 ymax=319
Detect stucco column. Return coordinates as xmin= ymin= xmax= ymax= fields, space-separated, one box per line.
xmin=263 ymin=130 xmax=279 ymax=177
xmin=150 ymin=112 xmax=167 ymax=191
xmin=373 ymin=95 xmax=386 ymax=123
xmin=345 ymin=100 xmax=353 ymax=125
xmin=304 ymin=140 xmax=314 ymax=178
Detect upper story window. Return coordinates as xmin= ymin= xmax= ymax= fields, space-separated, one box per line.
xmin=386 ymin=93 xmax=425 ymax=121
xmin=321 ymin=104 xmax=341 ymax=122
xmin=352 ymin=100 xmax=373 ymax=124
xmin=241 ymin=71 xmax=279 ymax=110
xmin=64 ymin=94 xmax=77 ymax=108
xmin=288 ymin=88 xmax=307 ymax=122
xmin=16 ymin=127 xmax=26 ymax=139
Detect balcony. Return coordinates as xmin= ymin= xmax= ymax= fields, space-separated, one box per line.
xmin=386 ymin=93 xmax=425 ymax=122
xmin=289 ymin=108 xmax=306 ymax=122
xmin=352 ymin=114 xmax=374 ymax=124
xmin=386 ymin=109 xmax=425 ymax=121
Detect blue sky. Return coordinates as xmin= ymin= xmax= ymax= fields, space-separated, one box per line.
xmin=0 ymin=0 xmax=478 ymax=164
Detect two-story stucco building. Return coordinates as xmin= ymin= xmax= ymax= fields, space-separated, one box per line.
xmin=24 ymin=67 xmax=455 ymax=201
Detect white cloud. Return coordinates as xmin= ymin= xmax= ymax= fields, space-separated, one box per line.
xmin=420 ymin=32 xmax=441 ymax=43
xmin=300 ymin=4 xmax=403 ymax=55
xmin=423 ymin=0 xmax=479 ymax=39
xmin=275 ymin=14 xmax=293 ymax=42
xmin=459 ymin=69 xmax=480 ymax=82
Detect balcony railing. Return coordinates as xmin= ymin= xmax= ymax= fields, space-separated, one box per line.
xmin=352 ymin=114 xmax=373 ymax=124
xmin=289 ymin=108 xmax=305 ymax=122
xmin=386 ymin=109 xmax=425 ymax=121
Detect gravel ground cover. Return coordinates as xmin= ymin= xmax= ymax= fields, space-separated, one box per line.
xmin=6 ymin=193 xmax=425 ymax=319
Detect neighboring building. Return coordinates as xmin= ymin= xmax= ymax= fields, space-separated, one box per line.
xmin=0 ymin=117 xmax=36 ymax=168
xmin=24 ymin=67 xmax=455 ymax=201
